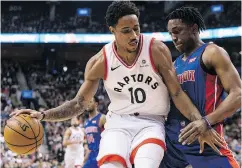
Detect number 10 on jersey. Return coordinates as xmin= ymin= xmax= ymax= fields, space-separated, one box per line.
xmin=128 ymin=87 xmax=146 ymax=104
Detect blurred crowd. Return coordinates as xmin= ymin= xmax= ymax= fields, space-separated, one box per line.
xmin=1 ymin=1 xmax=241 ymax=33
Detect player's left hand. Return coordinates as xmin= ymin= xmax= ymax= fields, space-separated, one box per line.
xmin=198 ymin=129 xmax=224 ymax=155
xmin=178 ymin=119 xmax=208 ymax=144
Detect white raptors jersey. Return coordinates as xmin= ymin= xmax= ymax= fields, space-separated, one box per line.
xmin=65 ymin=127 xmax=84 ymax=154
xmin=103 ymin=34 xmax=170 ymax=116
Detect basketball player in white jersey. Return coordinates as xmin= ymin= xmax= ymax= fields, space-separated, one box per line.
xmin=12 ymin=1 xmax=223 ymax=168
xmin=63 ymin=116 xmax=85 ymax=168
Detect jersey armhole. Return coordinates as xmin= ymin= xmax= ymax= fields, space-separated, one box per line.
xmin=200 ymin=51 xmax=217 ymax=75
xmin=103 ymin=47 xmax=108 ymax=80
xmin=149 ymin=38 xmax=159 ymax=73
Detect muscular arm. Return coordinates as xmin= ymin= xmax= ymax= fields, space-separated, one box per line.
xmin=152 ymin=40 xmax=202 ymax=121
xmin=63 ymin=128 xmax=72 ymax=146
xmin=99 ymin=114 xmax=106 ymax=128
xmin=203 ymin=44 xmax=241 ymax=125
xmin=43 ymin=50 xmax=105 ymax=122
xmin=83 ymin=143 xmax=91 ymax=165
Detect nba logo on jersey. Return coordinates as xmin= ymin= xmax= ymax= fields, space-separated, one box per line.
xmin=189 ymin=57 xmax=197 ymax=63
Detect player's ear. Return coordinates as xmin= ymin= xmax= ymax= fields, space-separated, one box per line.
xmin=192 ymin=24 xmax=199 ymax=34
xmin=109 ymin=26 xmax=115 ymax=34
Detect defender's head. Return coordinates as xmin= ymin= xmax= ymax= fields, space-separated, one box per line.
xmin=86 ymin=96 xmax=99 ymax=114
xmin=166 ymin=7 xmax=206 ymax=53
xmin=106 ymin=1 xmax=140 ymax=53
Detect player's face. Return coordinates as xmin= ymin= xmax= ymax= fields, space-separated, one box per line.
xmin=71 ymin=117 xmax=80 ymax=127
xmin=86 ymin=98 xmax=97 ymax=113
xmin=110 ymin=14 xmax=140 ymax=53
xmin=167 ymin=19 xmax=195 ymax=53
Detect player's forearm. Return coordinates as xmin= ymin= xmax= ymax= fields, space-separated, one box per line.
xmin=171 ymin=89 xmax=202 ymax=121
xmin=83 ymin=149 xmax=91 ymax=164
xmin=206 ymin=91 xmax=241 ymax=125
xmin=43 ymin=96 xmax=86 ymax=122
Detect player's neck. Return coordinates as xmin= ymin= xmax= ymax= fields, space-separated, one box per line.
xmin=115 ymin=43 xmax=138 ymax=66
xmin=183 ymin=39 xmax=204 ymax=59
xmin=89 ymin=110 xmax=98 ymax=119
xmin=71 ymin=126 xmax=79 ymax=130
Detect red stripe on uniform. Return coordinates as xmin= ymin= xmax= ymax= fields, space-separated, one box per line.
xmin=149 ymin=38 xmax=158 ymax=73
xmin=103 ymin=47 xmax=108 ymax=80
xmin=204 ymin=75 xmax=223 ymax=115
xmin=130 ymin=138 xmax=166 ymax=164
xmin=215 ymin=125 xmax=240 ymax=168
xmin=205 ymin=74 xmax=239 ymax=168
xmin=98 ymin=154 xmax=128 ymax=168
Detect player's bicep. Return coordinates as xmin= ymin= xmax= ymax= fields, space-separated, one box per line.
xmin=63 ymin=129 xmax=71 ymax=145
xmin=99 ymin=114 xmax=106 ymax=128
xmin=207 ymin=45 xmax=241 ymax=93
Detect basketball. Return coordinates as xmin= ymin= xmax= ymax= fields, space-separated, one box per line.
xmin=4 ymin=114 xmax=44 ymax=155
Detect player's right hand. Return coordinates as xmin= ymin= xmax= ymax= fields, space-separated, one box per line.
xmin=10 ymin=109 xmax=43 ymax=120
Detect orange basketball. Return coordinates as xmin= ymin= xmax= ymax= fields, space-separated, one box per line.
xmin=4 ymin=114 xmax=44 ymax=155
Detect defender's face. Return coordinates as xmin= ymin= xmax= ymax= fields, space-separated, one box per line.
xmin=167 ymin=19 xmax=194 ymax=53
xmin=110 ymin=14 xmax=140 ymax=53
xmin=86 ymin=98 xmax=97 ymax=113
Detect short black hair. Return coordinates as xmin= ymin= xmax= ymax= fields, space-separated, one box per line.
xmin=166 ymin=6 xmax=206 ymax=32
xmin=93 ymin=96 xmax=99 ymax=104
xmin=105 ymin=1 xmax=140 ymax=27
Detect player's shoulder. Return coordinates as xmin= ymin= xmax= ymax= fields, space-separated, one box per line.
xmin=64 ymin=127 xmax=72 ymax=135
xmin=152 ymin=39 xmax=169 ymax=52
xmin=203 ymin=43 xmax=229 ymax=60
xmin=150 ymin=39 xmax=172 ymax=66
xmin=204 ymin=43 xmax=227 ymax=55
xmin=88 ymin=49 xmax=105 ymax=65
xmin=85 ymin=48 xmax=106 ymax=80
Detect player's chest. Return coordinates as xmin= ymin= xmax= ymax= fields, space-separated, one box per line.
xmin=175 ymin=57 xmax=199 ymax=74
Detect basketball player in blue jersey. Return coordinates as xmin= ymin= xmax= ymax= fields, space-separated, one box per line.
xmin=83 ymin=96 xmax=105 ymax=168
xmin=12 ymin=2 xmax=225 ymax=168
xmin=160 ymin=7 xmax=241 ymax=168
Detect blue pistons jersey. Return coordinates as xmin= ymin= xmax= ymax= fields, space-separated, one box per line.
xmin=166 ymin=42 xmax=227 ymax=152
xmin=84 ymin=113 xmax=102 ymax=151
xmin=161 ymin=43 xmax=240 ymax=168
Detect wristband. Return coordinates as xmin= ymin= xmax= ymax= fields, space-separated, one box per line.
xmin=202 ymin=116 xmax=212 ymax=129
xmin=40 ymin=111 xmax=46 ymax=121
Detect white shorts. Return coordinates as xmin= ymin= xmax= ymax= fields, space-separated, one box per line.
xmin=97 ymin=112 xmax=166 ymax=168
xmin=64 ymin=150 xmax=84 ymax=168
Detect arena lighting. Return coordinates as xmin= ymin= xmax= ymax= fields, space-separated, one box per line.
xmin=1 ymin=26 xmax=241 ymax=43
xmin=77 ymin=8 xmax=91 ymax=16
xmin=211 ymin=4 xmax=224 ymax=13
xmin=63 ymin=66 xmax=68 ymax=72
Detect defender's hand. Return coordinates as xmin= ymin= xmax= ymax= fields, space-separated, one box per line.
xmin=178 ymin=119 xmax=207 ymax=145
xmin=198 ymin=129 xmax=225 ymax=155
xmin=10 ymin=109 xmax=44 ymax=120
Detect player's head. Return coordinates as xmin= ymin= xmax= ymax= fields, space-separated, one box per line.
xmin=71 ymin=116 xmax=81 ymax=127
xmin=86 ymin=96 xmax=99 ymax=114
xmin=166 ymin=6 xmax=206 ymax=53
xmin=106 ymin=1 xmax=140 ymax=53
